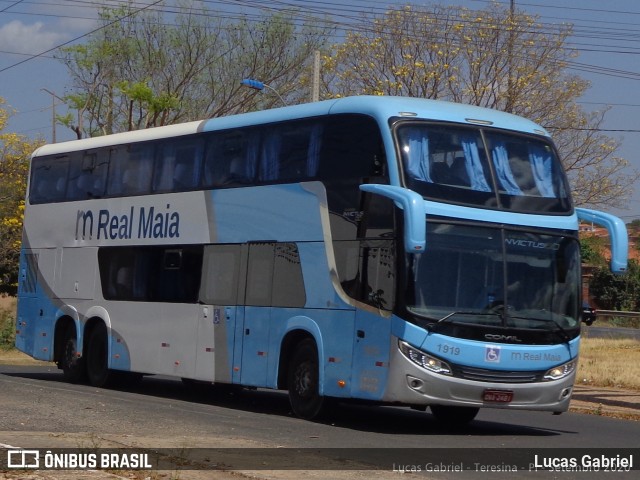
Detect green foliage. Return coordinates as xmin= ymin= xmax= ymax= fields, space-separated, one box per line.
xmin=0 ymin=300 xmax=16 ymax=350
xmin=580 ymin=235 xmax=608 ymax=266
xmin=58 ymin=3 xmax=332 ymax=136
xmin=1 ymin=98 xmax=44 ymax=294
xmin=589 ymin=260 xmax=640 ymax=311
xmin=322 ymin=2 xmax=637 ymax=209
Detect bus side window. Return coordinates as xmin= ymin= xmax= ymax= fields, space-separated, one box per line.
xmin=272 ymin=243 xmax=306 ymax=307
xmin=66 ymin=151 xmax=107 ymax=200
xmin=334 ymin=240 xmax=395 ymax=310
xmin=203 ymin=130 xmax=258 ymax=187
xmin=154 ymin=138 xmax=203 ymax=192
xmin=30 ymin=155 xmax=69 ymax=204
xmin=276 ymin=123 xmax=323 ymax=181
xmin=108 ymin=144 xmax=154 ymax=196
xmin=199 ymin=245 xmax=242 ymax=305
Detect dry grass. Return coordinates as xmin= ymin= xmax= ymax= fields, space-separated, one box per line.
xmin=577 ymin=337 xmax=640 ymax=390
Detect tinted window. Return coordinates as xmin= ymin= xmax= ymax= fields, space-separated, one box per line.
xmin=66 ymin=151 xmax=109 ymax=200
xmin=397 ymin=122 xmax=571 ymax=213
xmin=29 ymin=155 xmax=69 ymax=203
xmin=245 ymin=242 xmax=306 ymax=307
xmin=272 ymin=243 xmax=306 ymax=307
xmin=154 ymin=137 xmax=204 ymax=192
xmin=107 ymin=144 xmax=155 ymax=196
xmin=29 ymin=114 xmax=386 ymax=204
xmin=199 ymin=244 xmax=242 ymax=305
xmin=99 ymin=246 xmax=203 ymax=303
xmin=334 ymin=239 xmax=395 ymax=311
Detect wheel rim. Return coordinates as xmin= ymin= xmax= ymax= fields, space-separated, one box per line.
xmin=63 ymin=337 xmax=77 ymax=369
xmin=294 ymin=361 xmax=314 ymax=398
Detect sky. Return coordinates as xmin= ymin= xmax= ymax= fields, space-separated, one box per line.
xmin=1 ymin=0 xmax=639 ymax=221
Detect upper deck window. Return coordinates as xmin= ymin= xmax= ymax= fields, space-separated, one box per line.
xmin=396 ymin=122 xmax=572 ymax=213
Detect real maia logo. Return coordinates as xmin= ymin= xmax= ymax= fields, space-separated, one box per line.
xmin=75 ymin=204 xmax=180 ymax=241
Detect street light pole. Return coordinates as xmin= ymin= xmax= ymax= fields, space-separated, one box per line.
xmin=240 ymin=79 xmax=287 ymax=106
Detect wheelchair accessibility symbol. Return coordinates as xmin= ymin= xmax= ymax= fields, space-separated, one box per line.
xmin=485 ymin=345 xmax=501 ymax=363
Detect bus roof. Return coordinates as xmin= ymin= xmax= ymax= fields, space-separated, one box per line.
xmin=32 ymin=96 xmax=550 ymax=157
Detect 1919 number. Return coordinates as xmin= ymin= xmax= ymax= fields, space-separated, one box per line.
xmin=437 ymin=344 xmax=461 ymax=356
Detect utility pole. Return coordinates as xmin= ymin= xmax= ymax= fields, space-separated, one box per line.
xmin=312 ymin=50 xmax=320 ymax=102
xmin=41 ymin=88 xmax=60 ymax=143
xmin=506 ymin=0 xmax=515 ymax=113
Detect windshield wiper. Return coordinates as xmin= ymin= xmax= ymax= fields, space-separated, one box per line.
xmin=436 ymin=311 xmax=496 ymax=323
xmin=508 ymin=314 xmax=572 ymax=344
xmin=422 ymin=311 xmax=502 ymax=332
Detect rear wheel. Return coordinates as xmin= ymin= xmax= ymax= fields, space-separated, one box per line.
xmin=86 ymin=323 xmax=111 ymax=387
xmin=60 ymin=326 xmax=86 ymax=383
xmin=430 ymin=405 xmax=479 ymax=426
xmin=288 ymin=339 xmax=326 ymax=420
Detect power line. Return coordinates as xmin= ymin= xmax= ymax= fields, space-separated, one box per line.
xmin=0 ymin=0 xmax=165 ymax=73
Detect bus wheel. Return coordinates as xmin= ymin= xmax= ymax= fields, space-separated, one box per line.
xmin=86 ymin=323 xmax=111 ymax=388
xmin=288 ymin=339 xmax=326 ymax=420
xmin=430 ymin=405 xmax=479 ymax=426
xmin=60 ymin=326 xmax=86 ymax=383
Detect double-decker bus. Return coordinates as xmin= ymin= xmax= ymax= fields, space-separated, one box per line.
xmin=16 ymin=96 xmax=627 ymax=424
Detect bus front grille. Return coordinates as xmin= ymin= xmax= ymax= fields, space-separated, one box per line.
xmin=453 ymin=365 xmax=544 ymax=383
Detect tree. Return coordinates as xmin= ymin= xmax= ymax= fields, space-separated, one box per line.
xmin=0 ymin=98 xmax=44 ymax=294
xmin=57 ymin=1 xmax=332 ymax=136
xmin=589 ymin=260 xmax=640 ymax=311
xmin=322 ymin=3 xmax=636 ymax=209
xmin=580 ymin=234 xmax=608 ymax=267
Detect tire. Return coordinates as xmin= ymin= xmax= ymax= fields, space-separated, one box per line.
xmin=86 ymin=323 xmax=111 ymax=388
xmin=288 ymin=339 xmax=326 ymax=420
xmin=430 ymin=405 xmax=480 ymax=426
xmin=60 ymin=326 xmax=86 ymax=383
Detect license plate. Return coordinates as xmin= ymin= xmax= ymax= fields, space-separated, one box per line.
xmin=483 ymin=389 xmax=514 ymax=403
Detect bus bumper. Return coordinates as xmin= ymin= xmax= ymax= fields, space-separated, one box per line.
xmin=384 ymin=339 xmax=576 ymax=412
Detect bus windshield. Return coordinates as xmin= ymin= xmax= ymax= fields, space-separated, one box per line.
xmin=405 ymin=223 xmax=581 ymax=338
xmin=397 ymin=122 xmax=572 ymax=213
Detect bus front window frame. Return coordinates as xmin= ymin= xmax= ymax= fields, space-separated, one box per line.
xmin=394 ymin=120 xmax=573 ymax=214
xmin=399 ymin=221 xmax=582 ymax=345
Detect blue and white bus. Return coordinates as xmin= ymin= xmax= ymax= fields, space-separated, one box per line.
xmin=16 ymin=96 xmax=627 ymax=424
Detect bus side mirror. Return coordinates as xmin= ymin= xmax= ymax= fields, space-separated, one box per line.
xmin=576 ymin=208 xmax=628 ymax=274
xmin=359 ymin=184 xmax=426 ymax=253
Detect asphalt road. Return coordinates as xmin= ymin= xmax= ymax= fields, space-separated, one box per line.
xmin=1 ymin=364 xmax=639 ymax=479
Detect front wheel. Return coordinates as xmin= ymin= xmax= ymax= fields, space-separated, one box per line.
xmin=288 ymin=339 xmax=326 ymax=420
xmin=430 ymin=405 xmax=480 ymax=426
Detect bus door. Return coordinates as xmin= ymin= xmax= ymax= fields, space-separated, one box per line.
xmin=197 ymin=244 xmax=243 ymax=384
xmin=237 ymin=242 xmax=274 ymax=387
xmin=349 ymin=241 xmax=395 ymax=400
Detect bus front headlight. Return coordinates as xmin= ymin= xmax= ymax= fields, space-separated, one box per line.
xmin=399 ymin=340 xmax=452 ymax=375
xmin=543 ymin=359 xmax=577 ymax=381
